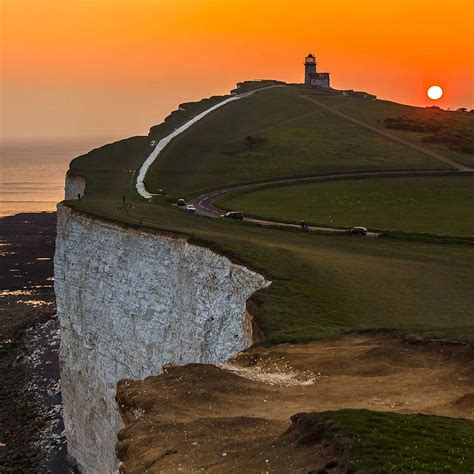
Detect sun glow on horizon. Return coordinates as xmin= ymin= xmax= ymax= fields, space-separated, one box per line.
xmin=1 ymin=0 xmax=473 ymax=140
xmin=427 ymin=85 xmax=443 ymax=100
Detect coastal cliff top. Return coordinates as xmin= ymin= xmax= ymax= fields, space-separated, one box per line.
xmin=64 ymin=81 xmax=474 ymax=345
xmin=61 ymin=81 xmax=474 ymax=472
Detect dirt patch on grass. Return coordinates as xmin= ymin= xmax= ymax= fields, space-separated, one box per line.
xmin=116 ymin=333 xmax=473 ymax=472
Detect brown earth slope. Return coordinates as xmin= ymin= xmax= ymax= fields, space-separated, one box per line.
xmin=116 ymin=333 xmax=473 ymax=473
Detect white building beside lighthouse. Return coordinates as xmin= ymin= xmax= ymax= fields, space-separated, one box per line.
xmin=304 ymin=53 xmax=330 ymax=88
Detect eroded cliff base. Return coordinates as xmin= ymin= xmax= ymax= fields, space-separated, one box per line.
xmin=116 ymin=333 xmax=474 ymax=473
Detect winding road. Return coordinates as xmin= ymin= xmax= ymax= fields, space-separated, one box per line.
xmin=188 ymin=170 xmax=471 ymax=237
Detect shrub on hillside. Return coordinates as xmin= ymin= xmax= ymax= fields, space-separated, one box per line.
xmin=383 ymin=116 xmax=443 ymax=133
xmin=384 ymin=116 xmax=474 ymax=154
xmin=245 ymin=135 xmax=267 ymax=149
xmin=423 ymin=129 xmax=474 ymax=154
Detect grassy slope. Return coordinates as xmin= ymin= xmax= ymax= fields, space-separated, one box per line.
xmin=215 ymin=175 xmax=474 ymax=237
xmin=312 ymin=93 xmax=474 ymax=168
xmin=65 ymin=83 xmax=474 ymax=345
xmin=67 ymin=196 xmax=474 ymax=345
xmin=69 ymin=136 xmax=150 ymax=203
xmin=145 ymin=86 xmax=449 ymax=198
xmin=308 ymin=410 xmax=474 ymax=473
xmin=66 ymin=82 xmax=474 ymax=470
xmin=65 ymin=93 xmax=235 ymax=202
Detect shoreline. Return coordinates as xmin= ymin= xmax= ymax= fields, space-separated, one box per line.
xmin=0 ymin=212 xmax=67 ymax=473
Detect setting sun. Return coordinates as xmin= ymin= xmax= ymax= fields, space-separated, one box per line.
xmin=428 ymin=85 xmax=443 ymax=100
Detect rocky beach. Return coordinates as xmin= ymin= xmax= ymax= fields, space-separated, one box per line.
xmin=0 ymin=212 xmax=67 ymax=473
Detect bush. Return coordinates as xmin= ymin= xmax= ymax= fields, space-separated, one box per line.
xmin=245 ymin=135 xmax=267 ymax=149
xmin=384 ymin=116 xmax=474 ymax=154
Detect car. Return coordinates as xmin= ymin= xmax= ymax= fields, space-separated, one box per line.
xmin=349 ymin=226 xmax=368 ymax=236
xmin=177 ymin=198 xmax=186 ymax=207
xmin=221 ymin=211 xmax=244 ymax=221
xmin=185 ymin=204 xmax=196 ymax=213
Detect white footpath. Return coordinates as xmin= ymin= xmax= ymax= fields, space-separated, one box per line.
xmin=136 ymin=86 xmax=283 ymax=199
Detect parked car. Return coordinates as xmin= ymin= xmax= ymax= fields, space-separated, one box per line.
xmin=177 ymin=198 xmax=186 ymax=207
xmin=186 ymin=204 xmax=196 ymax=214
xmin=349 ymin=226 xmax=368 ymax=236
xmin=221 ymin=211 xmax=244 ymax=221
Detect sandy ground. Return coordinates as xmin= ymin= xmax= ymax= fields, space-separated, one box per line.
xmin=116 ymin=333 xmax=473 ymax=473
xmin=0 ymin=213 xmax=68 ymax=473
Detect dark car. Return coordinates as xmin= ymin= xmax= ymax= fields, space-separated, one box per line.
xmin=349 ymin=226 xmax=368 ymax=236
xmin=177 ymin=198 xmax=186 ymax=207
xmin=222 ymin=211 xmax=244 ymax=221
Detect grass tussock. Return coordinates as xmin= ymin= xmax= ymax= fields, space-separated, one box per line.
xmin=298 ymin=410 xmax=474 ymax=473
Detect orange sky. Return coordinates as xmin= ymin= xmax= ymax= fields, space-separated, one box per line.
xmin=1 ymin=0 xmax=473 ymax=140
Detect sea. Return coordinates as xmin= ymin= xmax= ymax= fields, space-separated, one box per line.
xmin=0 ymin=138 xmax=115 ymax=217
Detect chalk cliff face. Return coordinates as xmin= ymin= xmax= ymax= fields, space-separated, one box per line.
xmin=54 ymin=206 xmax=270 ymax=473
xmin=64 ymin=173 xmax=86 ymax=200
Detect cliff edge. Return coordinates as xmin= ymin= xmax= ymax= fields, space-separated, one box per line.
xmin=54 ymin=205 xmax=269 ymax=472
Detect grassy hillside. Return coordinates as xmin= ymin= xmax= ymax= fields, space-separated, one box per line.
xmin=65 ymin=82 xmax=474 ymax=344
xmin=68 ymin=136 xmax=149 ymax=203
xmin=303 ymin=410 xmax=474 ymax=473
xmin=215 ymin=174 xmax=474 ymax=237
xmin=67 ymin=196 xmax=474 ymax=345
xmin=312 ymin=93 xmax=474 ymax=168
xmin=144 ymin=86 xmax=455 ymax=198
xmin=66 ymin=81 xmax=474 ymax=472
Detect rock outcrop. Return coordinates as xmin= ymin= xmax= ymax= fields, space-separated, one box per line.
xmin=54 ymin=205 xmax=270 ymax=473
xmin=64 ymin=172 xmax=86 ymax=200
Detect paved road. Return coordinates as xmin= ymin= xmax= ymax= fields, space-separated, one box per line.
xmin=189 ymin=170 xmax=472 ymax=237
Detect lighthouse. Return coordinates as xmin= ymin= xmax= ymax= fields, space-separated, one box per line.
xmin=304 ymin=53 xmax=330 ymax=88
xmin=304 ymin=54 xmax=317 ymax=84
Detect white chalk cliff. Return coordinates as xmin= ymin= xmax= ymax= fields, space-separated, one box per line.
xmin=64 ymin=172 xmax=86 ymax=200
xmin=54 ymin=205 xmax=270 ymax=473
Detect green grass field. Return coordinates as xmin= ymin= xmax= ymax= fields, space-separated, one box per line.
xmin=67 ymin=195 xmax=474 ymax=345
xmin=215 ymin=175 xmax=474 ymax=237
xmin=65 ymin=82 xmax=474 ymax=345
xmin=307 ymin=410 xmax=474 ymax=473
xmin=145 ymin=86 xmax=455 ymax=198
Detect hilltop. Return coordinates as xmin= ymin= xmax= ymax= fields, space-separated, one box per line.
xmin=64 ymin=81 xmax=474 ymax=472
xmin=66 ymin=81 xmax=474 ymax=344
xmin=144 ymin=84 xmax=473 ymax=199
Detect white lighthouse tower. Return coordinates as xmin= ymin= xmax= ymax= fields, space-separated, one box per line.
xmin=304 ymin=53 xmax=317 ymax=85
xmin=304 ymin=52 xmax=330 ymax=88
